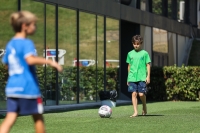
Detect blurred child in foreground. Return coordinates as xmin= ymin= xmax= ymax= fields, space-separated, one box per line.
xmin=0 ymin=11 xmax=62 ymax=133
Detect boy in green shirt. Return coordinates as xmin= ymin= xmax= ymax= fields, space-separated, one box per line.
xmin=126 ymin=35 xmax=151 ymax=117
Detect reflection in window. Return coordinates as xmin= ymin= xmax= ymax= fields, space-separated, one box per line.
xmin=45 ymin=4 xmax=56 ymax=105
xmin=21 ymin=0 xmax=44 ymax=57
xmin=106 ymin=18 xmax=119 ymax=68
xmin=106 ymin=17 xmax=119 ymax=96
xmin=58 ymin=7 xmax=77 ymax=104
xmin=97 ymin=15 xmax=104 ymax=98
xmin=0 ymin=0 xmax=18 ymax=48
xmin=177 ymin=35 xmax=186 ymax=66
xmin=21 ymin=0 xmax=46 ymax=104
xmin=140 ymin=0 xmax=146 ymax=11
xmin=152 ymin=0 xmax=162 ymax=15
xmin=168 ymin=32 xmax=177 ymax=66
xmin=79 ymin=12 xmax=96 ymax=103
xmin=177 ymin=0 xmax=185 ymax=22
xmin=0 ymin=0 xmax=18 ymax=110
xmin=153 ymin=28 xmax=168 ymax=66
xmin=168 ymin=0 xmax=172 ymax=19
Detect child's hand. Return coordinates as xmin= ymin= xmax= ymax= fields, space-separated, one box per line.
xmin=50 ymin=61 xmax=63 ymax=72
xmin=127 ymin=82 xmax=129 ymax=86
xmin=146 ymin=76 xmax=150 ymax=84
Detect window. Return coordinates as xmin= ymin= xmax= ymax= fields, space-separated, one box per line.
xmin=153 ymin=28 xmax=168 ymax=66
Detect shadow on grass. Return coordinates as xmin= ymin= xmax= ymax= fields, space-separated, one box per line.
xmin=138 ymin=114 xmax=164 ymax=117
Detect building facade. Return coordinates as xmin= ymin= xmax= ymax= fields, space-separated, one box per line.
xmin=0 ymin=0 xmax=199 ymax=109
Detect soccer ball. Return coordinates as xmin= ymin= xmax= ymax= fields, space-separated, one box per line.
xmin=98 ymin=105 xmax=112 ymax=118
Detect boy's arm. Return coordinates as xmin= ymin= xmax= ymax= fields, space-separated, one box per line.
xmin=146 ymin=63 xmax=150 ymax=84
xmin=127 ymin=64 xmax=130 ymax=86
xmin=26 ymin=55 xmax=62 ymax=72
xmin=128 ymin=64 xmax=130 ymax=73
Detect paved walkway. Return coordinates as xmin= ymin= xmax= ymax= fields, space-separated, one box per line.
xmin=0 ymin=100 xmax=132 ymax=115
xmin=44 ymin=100 xmax=132 ymax=112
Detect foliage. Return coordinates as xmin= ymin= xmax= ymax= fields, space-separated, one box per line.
xmin=147 ymin=65 xmax=200 ymax=101
xmin=0 ymin=64 xmax=8 ymax=100
xmin=163 ymin=65 xmax=200 ymax=101
xmin=147 ymin=66 xmax=166 ymax=101
xmin=152 ymin=0 xmax=162 ymax=15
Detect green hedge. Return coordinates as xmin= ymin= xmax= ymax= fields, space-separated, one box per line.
xmin=164 ymin=65 xmax=200 ymax=101
xmin=0 ymin=64 xmax=200 ymax=101
xmin=0 ymin=65 xmax=119 ymax=101
xmin=146 ymin=66 xmax=166 ymax=101
xmin=147 ymin=65 xmax=200 ymax=101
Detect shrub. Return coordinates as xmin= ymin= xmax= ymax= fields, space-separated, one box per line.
xmin=163 ymin=65 xmax=200 ymax=101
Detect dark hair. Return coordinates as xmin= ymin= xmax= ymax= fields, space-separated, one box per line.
xmin=132 ymin=35 xmax=143 ymax=44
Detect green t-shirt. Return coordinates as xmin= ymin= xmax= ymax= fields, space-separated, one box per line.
xmin=126 ymin=50 xmax=151 ymax=82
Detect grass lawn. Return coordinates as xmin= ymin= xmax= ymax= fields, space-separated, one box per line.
xmin=0 ymin=101 xmax=200 ymax=133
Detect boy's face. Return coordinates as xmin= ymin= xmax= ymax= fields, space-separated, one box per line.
xmin=133 ymin=41 xmax=142 ymax=51
xmin=24 ymin=22 xmax=36 ymax=35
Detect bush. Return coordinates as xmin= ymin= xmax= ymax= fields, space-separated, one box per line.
xmin=147 ymin=65 xmax=200 ymax=101
xmin=164 ymin=65 xmax=200 ymax=101
xmin=146 ymin=66 xmax=167 ymax=101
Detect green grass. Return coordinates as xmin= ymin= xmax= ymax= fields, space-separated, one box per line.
xmin=1 ymin=101 xmax=200 ymax=133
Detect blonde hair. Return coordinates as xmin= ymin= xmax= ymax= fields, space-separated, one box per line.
xmin=10 ymin=11 xmax=37 ymax=32
xmin=132 ymin=35 xmax=143 ymax=44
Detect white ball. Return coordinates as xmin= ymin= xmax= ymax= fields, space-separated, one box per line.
xmin=98 ymin=105 xmax=112 ymax=118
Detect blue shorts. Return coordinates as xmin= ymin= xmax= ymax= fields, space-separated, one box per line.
xmin=7 ymin=97 xmax=44 ymax=115
xmin=128 ymin=81 xmax=147 ymax=93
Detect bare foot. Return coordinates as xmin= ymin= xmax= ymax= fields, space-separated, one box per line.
xmin=142 ymin=110 xmax=147 ymax=115
xmin=130 ymin=113 xmax=138 ymax=117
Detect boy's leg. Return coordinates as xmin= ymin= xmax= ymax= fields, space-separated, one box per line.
xmin=131 ymin=92 xmax=138 ymax=117
xmin=138 ymin=81 xmax=147 ymax=115
xmin=139 ymin=93 xmax=147 ymax=115
xmin=128 ymin=82 xmax=138 ymax=117
xmin=32 ymin=114 xmax=45 ymax=133
xmin=0 ymin=112 xmax=18 ymax=133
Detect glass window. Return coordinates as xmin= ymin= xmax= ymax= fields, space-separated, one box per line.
xmin=178 ymin=0 xmax=185 ymax=22
xmin=140 ymin=25 xmax=152 ymax=59
xmin=97 ymin=15 xmax=104 ymax=100
xmin=21 ymin=0 xmax=46 ymax=104
xmin=168 ymin=0 xmax=172 ymax=19
xmin=153 ymin=28 xmax=168 ymax=66
xmin=140 ymin=0 xmax=146 ymax=11
xmin=177 ymin=35 xmax=186 ymax=66
xmin=79 ymin=12 xmax=96 ymax=103
xmin=45 ymin=4 xmax=56 ymax=105
xmin=21 ymin=0 xmax=45 ymax=57
xmin=152 ymin=0 xmax=162 ymax=15
xmin=58 ymin=7 xmax=77 ymax=104
xmin=198 ymin=0 xmax=200 ymax=28
xmin=106 ymin=18 xmax=119 ymax=68
xmin=0 ymin=0 xmax=18 ymax=110
xmin=168 ymin=32 xmax=177 ymax=65
xmin=106 ymin=17 xmax=119 ymax=94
